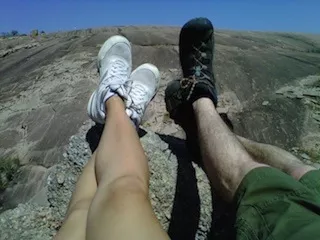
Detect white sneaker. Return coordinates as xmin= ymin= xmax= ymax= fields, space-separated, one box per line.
xmin=126 ymin=63 xmax=160 ymax=126
xmin=87 ymin=35 xmax=132 ymax=124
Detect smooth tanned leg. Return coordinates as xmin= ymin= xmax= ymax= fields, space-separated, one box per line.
xmin=193 ymin=98 xmax=269 ymax=201
xmin=86 ymin=96 xmax=169 ymax=240
xmin=58 ymin=35 xmax=166 ymax=240
xmin=55 ymin=153 xmax=97 ymax=240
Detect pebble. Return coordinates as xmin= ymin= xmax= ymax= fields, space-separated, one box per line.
xmin=262 ymin=101 xmax=269 ymax=106
xmin=300 ymin=153 xmax=311 ymax=160
xmin=314 ymin=163 xmax=320 ymax=169
xmin=164 ymin=211 xmax=171 ymax=220
xmin=56 ymin=173 xmax=65 ymax=184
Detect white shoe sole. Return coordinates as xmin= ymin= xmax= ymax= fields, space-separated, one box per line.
xmin=97 ymin=35 xmax=131 ymax=69
xmin=87 ymin=91 xmax=103 ymax=124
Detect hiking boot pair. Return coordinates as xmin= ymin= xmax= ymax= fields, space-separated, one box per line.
xmin=165 ymin=17 xmax=219 ymax=162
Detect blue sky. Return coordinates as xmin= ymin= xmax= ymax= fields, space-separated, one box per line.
xmin=0 ymin=0 xmax=319 ymax=34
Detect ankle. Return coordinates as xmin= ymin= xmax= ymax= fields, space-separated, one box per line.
xmin=193 ymin=97 xmax=216 ymax=112
xmin=105 ymin=95 xmax=125 ymax=112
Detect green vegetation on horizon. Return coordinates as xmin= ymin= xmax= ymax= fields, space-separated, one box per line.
xmin=0 ymin=156 xmax=20 ymax=191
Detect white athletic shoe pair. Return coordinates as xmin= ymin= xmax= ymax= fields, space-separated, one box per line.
xmin=87 ymin=35 xmax=160 ymax=126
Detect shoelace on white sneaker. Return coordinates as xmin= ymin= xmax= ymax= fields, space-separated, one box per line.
xmin=94 ymin=59 xmax=130 ymax=123
xmin=100 ymin=59 xmax=128 ymax=89
xmin=128 ymin=82 xmax=148 ymax=115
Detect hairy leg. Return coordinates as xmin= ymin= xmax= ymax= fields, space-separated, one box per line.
xmin=236 ymin=136 xmax=316 ymax=180
xmin=86 ymin=96 xmax=169 ymax=240
xmin=193 ymin=98 xmax=269 ymax=201
xmin=55 ymin=153 xmax=97 ymax=240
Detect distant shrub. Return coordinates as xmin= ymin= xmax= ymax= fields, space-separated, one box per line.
xmin=11 ymin=30 xmax=18 ymax=36
xmin=308 ymin=48 xmax=320 ymax=53
xmin=307 ymin=149 xmax=320 ymax=163
xmin=30 ymin=29 xmax=39 ymax=37
xmin=0 ymin=30 xmax=21 ymax=38
xmin=40 ymin=30 xmax=45 ymax=35
xmin=0 ymin=156 xmax=20 ymax=190
xmin=1 ymin=32 xmax=11 ymax=38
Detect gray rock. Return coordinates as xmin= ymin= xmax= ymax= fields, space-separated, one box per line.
xmin=300 ymin=153 xmax=311 ymax=160
xmin=56 ymin=173 xmax=65 ymax=184
xmin=1 ymin=26 xmax=320 ymax=240
xmin=314 ymin=163 xmax=320 ymax=169
xmin=0 ymin=204 xmax=58 ymax=240
xmin=0 ymin=120 xmax=213 ymax=239
xmin=303 ymin=89 xmax=320 ymax=98
xmin=313 ymin=115 xmax=320 ymax=122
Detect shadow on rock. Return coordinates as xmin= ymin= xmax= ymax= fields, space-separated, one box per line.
xmin=86 ymin=123 xmax=103 ymax=152
xmin=208 ymin=192 xmax=236 ymax=240
xmin=158 ymin=133 xmax=201 ymax=240
xmin=159 ymin=133 xmax=236 ymax=240
xmin=86 ymin=124 xmax=148 ymax=152
xmin=85 ymin=124 xmax=233 ymax=239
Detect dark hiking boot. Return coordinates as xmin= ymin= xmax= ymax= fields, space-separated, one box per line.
xmin=165 ymin=18 xmax=225 ymax=163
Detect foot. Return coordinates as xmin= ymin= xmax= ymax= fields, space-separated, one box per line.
xmin=165 ymin=17 xmax=218 ymax=162
xmin=87 ymin=35 xmax=132 ymax=124
xmin=166 ymin=81 xmax=234 ymax=163
xmin=166 ymin=17 xmax=217 ymax=117
xmin=126 ymin=63 xmax=160 ymax=126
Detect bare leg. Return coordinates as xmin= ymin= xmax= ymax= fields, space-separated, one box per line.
xmin=55 ymin=153 xmax=97 ymax=240
xmin=57 ymin=34 xmax=165 ymax=239
xmin=86 ymin=96 xmax=169 ymax=240
xmin=193 ymin=98 xmax=269 ymax=201
xmin=236 ymin=136 xmax=316 ymax=180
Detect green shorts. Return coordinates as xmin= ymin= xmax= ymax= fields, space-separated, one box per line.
xmin=235 ymin=167 xmax=320 ymax=240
